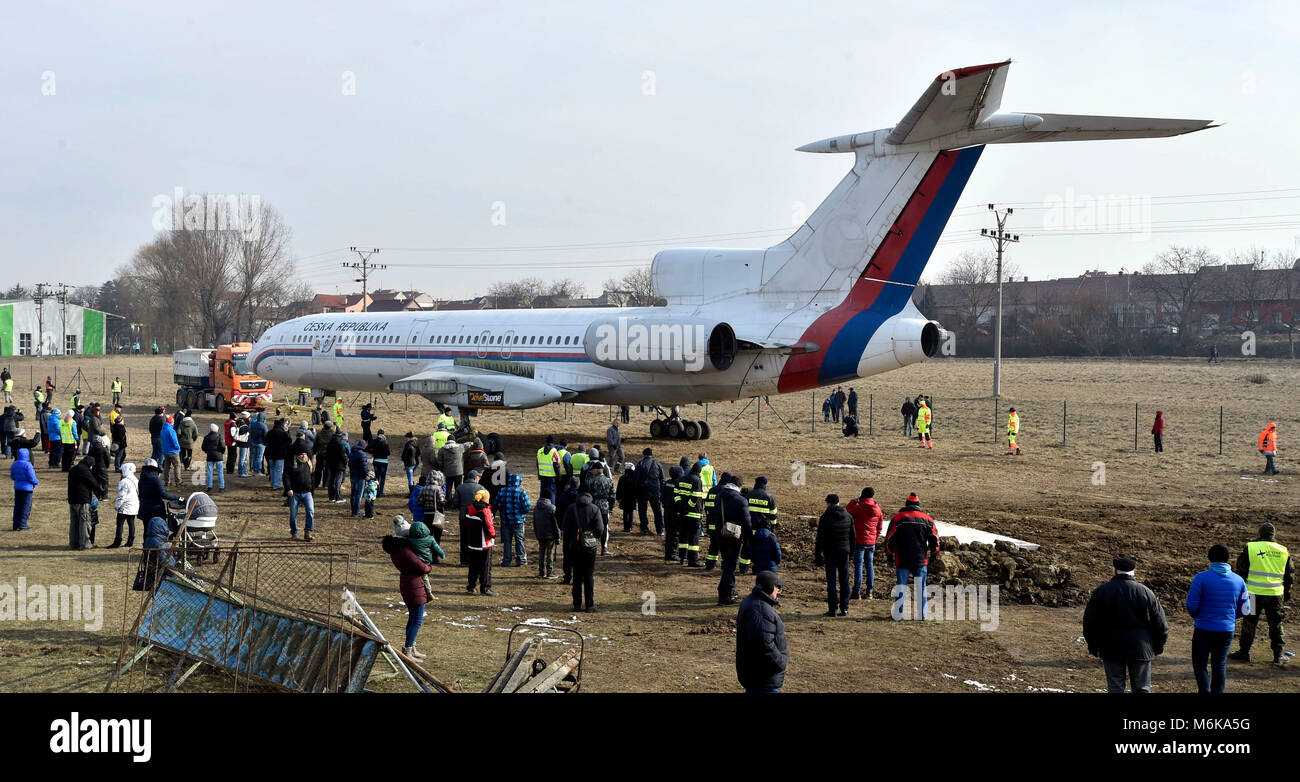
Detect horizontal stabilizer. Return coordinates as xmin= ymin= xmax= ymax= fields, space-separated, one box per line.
xmin=886 ymin=60 xmax=1011 ymax=146
xmin=983 ymin=112 xmax=1218 ymax=144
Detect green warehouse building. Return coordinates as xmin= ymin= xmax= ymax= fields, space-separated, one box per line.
xmin=0 ymin=299 xmax=115 ymax=356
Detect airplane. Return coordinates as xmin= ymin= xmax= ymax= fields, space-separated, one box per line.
xmin=250 ymin=60 xmax=1214 ymax=442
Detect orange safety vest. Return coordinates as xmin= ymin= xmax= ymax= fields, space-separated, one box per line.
xmin=1258 ymin=425 xmax=1277 ymax=452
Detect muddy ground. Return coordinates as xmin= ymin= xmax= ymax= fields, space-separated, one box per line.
xmin=1 ymin=354 xmax=1297 ymax=693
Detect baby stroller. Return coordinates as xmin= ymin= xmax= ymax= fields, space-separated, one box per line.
xmin=177 ymin=492 xmax=221 ymax=565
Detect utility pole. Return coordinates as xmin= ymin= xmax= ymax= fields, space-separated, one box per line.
xmin=33 ymin=283 xmax=51 ymax=356
xmin=344 ymin=247 xmax=384 ymax=313
xmin=981 ymin=205 xmax=1019 ymax=398
xmin=55 ymin=282 xmax=70 ymax=356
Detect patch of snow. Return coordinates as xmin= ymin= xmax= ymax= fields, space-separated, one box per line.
xmin=963 ymin=679 xmax=997 ymax=692
xmin=941 ymin=673 xmax=958 ymax=679
xmin=817 ymin=463 xmax=866 ymax=469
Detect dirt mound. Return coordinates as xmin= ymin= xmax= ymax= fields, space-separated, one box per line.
xmin=930 ymin=538 xmax=1086 ymax=607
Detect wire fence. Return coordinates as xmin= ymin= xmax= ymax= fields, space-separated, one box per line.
xmin=107 ymin=542 xmax=364 ymax=693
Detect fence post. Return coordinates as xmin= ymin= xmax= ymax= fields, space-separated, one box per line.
xmin=102 ymin=367 xmax=105 ymax=394
xmin=810 ymin=391 xmax=815 ymax=433
xmin=154 ymin=369 xmax=157 ymax=397
xmin=1134 ymin=402 xmax=1138 ymax=452
xmin=127 ymin=368 xmax=131 ymax=397
xmin=993 ymin=397 xmax=998 ymax=443
xmin=1219 ymin=406 xmax=1223 ymax=456
xmin=757 ymin=397 xmax=761 ymax=430
xmin=1062 ymin=400 xmax=1066 ymax=446
xmin=868 ymin=393 xmax=873 ymax=437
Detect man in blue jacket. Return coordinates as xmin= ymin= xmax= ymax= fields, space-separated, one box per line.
xmin=1185 ymin=544 xmax=1251 ymax=694
xmin=9 ymin=448 xmax=38 ymax=530
xmin=160 ymin=416 xmax=182 ymax=487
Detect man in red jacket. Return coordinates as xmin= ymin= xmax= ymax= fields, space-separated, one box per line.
xmin=846 ymin=487 xmax=883 ymax=599
xmin=884 ymin=492 xmax=940 ymax=619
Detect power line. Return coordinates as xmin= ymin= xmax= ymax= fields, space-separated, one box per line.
xmin=981 ymin=205 xmax=1019 ymax=399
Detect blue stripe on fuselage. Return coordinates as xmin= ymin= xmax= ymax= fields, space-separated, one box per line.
xmin=817 ymin=145 xmax=983 ymax=385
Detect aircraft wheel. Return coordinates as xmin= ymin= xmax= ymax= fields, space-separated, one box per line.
xmin=666 ymin=419 xmax=683 ymax=438
xmin=699 ymin=421 xmax=712 ymax=440
xmin=649 ymin=419 xmax=665 ymax=438
xmin=683 ymin=420 xmax=701 ymax=440
xmin=483 ymin=432 xmax=503 ymax=454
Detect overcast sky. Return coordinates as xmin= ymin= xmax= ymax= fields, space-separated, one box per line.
xmin=4 ymin=0 xmax=1298 ymax=299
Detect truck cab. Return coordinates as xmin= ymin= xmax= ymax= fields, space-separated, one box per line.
xmin=211 ymin=343 xmax=273 ymax=411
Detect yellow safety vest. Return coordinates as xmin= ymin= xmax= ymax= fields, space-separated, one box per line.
xmin=557 ymin=448 xmax=571 ymax=473
xmin=35 ymin=390 xmax=45 ymax=404
xmin=59 ymin=419 xmax=75 ymax=441
xmin=3 ymin=378 xmax=11 ymax=392
xmin=437 ymin=413 xmax=456 ymax=430
xmin=111 ymin=380 xmax=121 ymax=392
xmin=1245 ymin=541 xmax=1289 ymax=596
xmin=1007 ymin=412 xmax=1019 ymax=435
xmin=570 ymin=452 xmax=590 ymax=473
xmin=700 ymin=463 xmax=716 ymax=488
xmin=434 ymin=430 xmax=450 ymax=449
xmin=536 ymin=447 xmax=557 ymax=478
xmin=917 ymin=406 xmax=931 ymax=432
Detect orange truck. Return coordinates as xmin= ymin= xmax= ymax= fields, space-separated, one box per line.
xmin=173 ymin=343 xmax=274 ymax=412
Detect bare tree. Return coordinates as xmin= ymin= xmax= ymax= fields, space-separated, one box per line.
xmin=1266 ymin=249 xmax=1300 ymax=358
xmin=487 ymin=278 xmax=543 ymax=308
xmin=936 ymin=250 xmax=1020 ymax=337
xmin=1066 ymin=291 xmax=1116 ymax=356
xmin=4 ymin=284 xmax=30 ymax=299
xmin=542 ymin=278 xmax=585 ymax=298
xmin=1137 ymin=245 xmax=1218 ymax=345
xmin=1222 ymin=248 xmax=1270 ymax=331
xmin=603 ymin=265 xmax=658 ymax=306
xmin=231 ymin=203 xmax=292 ymax=341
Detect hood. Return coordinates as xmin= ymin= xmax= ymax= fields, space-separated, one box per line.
xmin=162 ymin=421 xmax=175 ymax=432
xmin=577 ymin=493 xmax=593 ymax=505
xmin=408 ymin=521 xmax=431 ymax=539
xmin=141 ymin=464 xmax=162 ymax=477
xmin=120 ymin=462 xmax=136 ymax=478
xmin=689 ymin=462 xmax=702 ymax=476
xmin=1209 ymin=562 xmax=1231 ymax=575
xmin=49 ymin=408 xmax=61 ymax=417
xmin=1266 ymin=422 xmax=1277 ymax=431
xmin=507 ymin=473 xmax=521 ymax=487
xmin=15 ymin=448 xmax=30 ymax=462
xmin=669 ymin=465 xmax=683 ymax=479
xmin=144 ymin=515 xmax=170 ymax=538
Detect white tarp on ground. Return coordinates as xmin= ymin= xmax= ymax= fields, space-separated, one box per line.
xmin=934 ymin=520 xmax=1039 ymax=551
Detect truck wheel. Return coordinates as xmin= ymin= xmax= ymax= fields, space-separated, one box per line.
xmin=176 ymin=388 xmax=185 ymax=406
xmin=216 ymin=394 xmax=226 ymax=413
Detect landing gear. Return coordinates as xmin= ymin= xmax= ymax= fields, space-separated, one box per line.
xmin=649 ymin=406 xmax=711 ymax=440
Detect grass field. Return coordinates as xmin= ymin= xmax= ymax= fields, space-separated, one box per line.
xmin=1 ymin=353 xmax=1297 ymax=693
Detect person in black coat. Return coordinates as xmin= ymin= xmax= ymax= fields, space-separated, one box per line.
xmin=815 ymin=494 xmax=855 ymax=616
xmin=561 ymin=493 xmax=606 ymax=612
xmin=366 ymin=430 xmax=391 ymax=497
xmin=264 ymin=418 xmax=292 ymax=489
xmin=325 ymin=432 xmax=349 ymax=502
xmin=67 ymin=456 xmax=107 ymax=549
xmin=1082 ymin=556 xmax=1170 ymax=693
xmin=148 ymin=406 xmax=166 ymax=463
xmin=736 ymin=571 xmax=787 ymax=693
xmin=555 ymin=478 xmax=581 ymax=584
xmin=137 ymin=460 xmax=179 ymax=528
xmin=200 ymin=423 xmax=226 ymax=491
xmin=716 ymin=475 xmax=752 ymax=606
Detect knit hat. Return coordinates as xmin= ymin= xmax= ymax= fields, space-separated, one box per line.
xmin=907 ymin=492 xmax=919 ymax=502
xmin=825 ymin=493 xmax=839 ymax=505
xmin=642 ymin=447 xmax=653 ymax=456
xmin=1113 ymin=556 xmax=1137 ymax=572
xmin=624 ymin=462 xmax=634 ymax=471
xmin=1208 ymin=544 xmax=1231 ymax=563
xmin=546 ymin=434 xmax=554 ymax=444
xmin=210 ymin=423 xmax=219 ymax=433
xmin=1259 ymin=523 xmax=1276 ymax=541
xmin=756 ymin=570 xmax=785 ymax=593
xmin=392 ymin=515 xmax=411 ymax=538
xmin=754 ymin=476 xmax=767 ymax=487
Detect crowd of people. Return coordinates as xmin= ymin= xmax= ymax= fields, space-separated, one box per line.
xmin=2 ymin=367 xmax=1290 ymax=694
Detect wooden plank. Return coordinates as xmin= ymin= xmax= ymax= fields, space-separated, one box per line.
xmin=517 ymin=649 xmax=580 ymax=694
xmin=501 ymin=643 xmax=542 ymax=694
xmin=485 ymin=638 xmax=535 ymax=694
